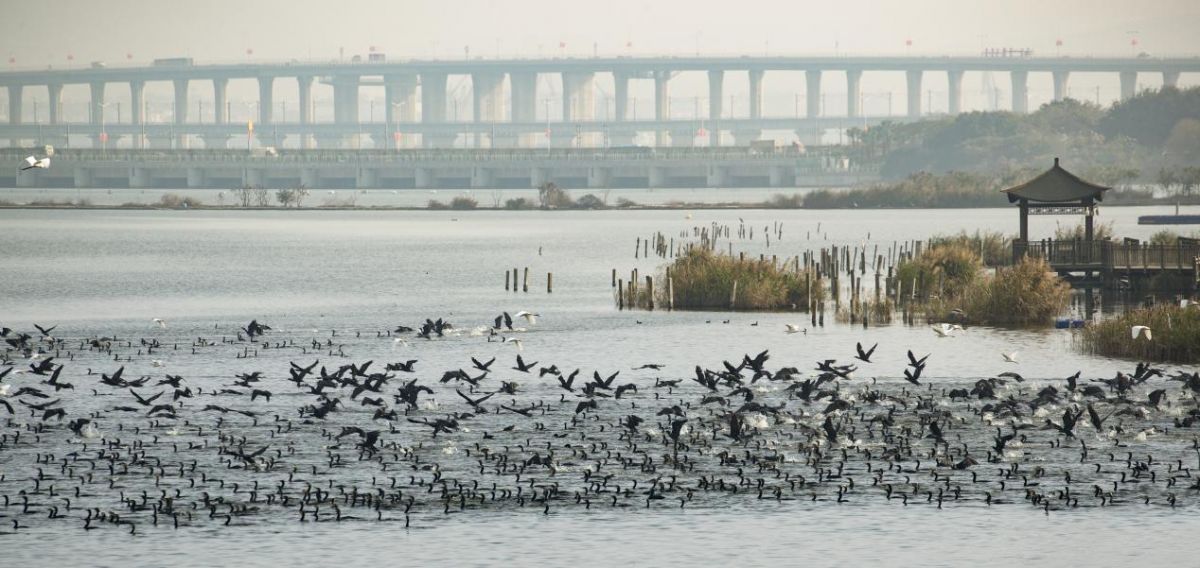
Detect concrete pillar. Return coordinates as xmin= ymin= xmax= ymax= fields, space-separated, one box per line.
xmin=648 ymin=166 xmax=666 ymax=188
xmin=129 ymin=80 xmax=145 ymax=149
xmin=510 ymin=72 xmax=537 ymax=148
xmin=470 ymin=167 xmax=494 ymax=188
xmin=6 ymin=85 xmax=23 ymax=127
xmin=129 ymin=167 xmax=152 ymax=188
xmin=242 ymin=168 xmax=264 ymax=188
xmin=89 ymin=82 xmax=106 ymax=125
xmin=258 ymin=77 xmax=274 ymax=124
xmin=16 ymin=170 xmax=37 ymax=187
xmin=332 ymin=76 xmax=360 ymax=148
xmin=748 ymin=69 xmax=764 ymax=119
xmin=385 ymin=74 xmax=419 ymax=141
xmin=613 ymin=72 xmax=629 ymax=122
xmin=48 ymin=83 xmax=62 ymax=125
xmin=906 ymin=70 xmax=923 ymax=117
xmin=213 ymin=78 xmax=228 ymax=124
xmin=563 ymin=72 xmax=596 ymax=146
xmin=203 ymin=135 xmax=229 ymax=150
xmin=297 ymin=76 xmax=313 ymax=149
xmin=421 ymin=72 xmax=448 ymax=148
xmin=806 ymin=70 xmax=822 ymax=118
xmin=846 ymin=70 xmax=862 ymax=118
xmin=173 ymin=79 xmax=189 ymax=124
xmin=299 ymin=168 xmax=319 ymax=188
xmin=1052 ymin=71 xmax=1070 ymax=102
xmin=653 ymin=71 xmax=671 ymax=147
xmin=708 ymin=70 xmax=723 ymax=147
xmin=356 ymin=168 xmax=379 ymax=189
xmin=768 ymin=165 xmax=793 ymax=188
xmin=1119 ymin=71 xmax=1137 ymax=100
xmin=706 ymin=165 xmax=727 ymax=187
xmin=947 ymin=70 xmax=964 ymax=115
xmin=415 ymin=167 xmax=435 ymax=188
xmin=1010 ymin=70 xmax=1029 ymax=113
xmin=472 ymin=72 xmax=505 ymax=148
xmin=73 ymin=167 xmax=93 ymax=188
xmin=1163 ymin=71 xmax=1180 ymax=89
xmin=587 ymin=167 xmax=611 ymax=188
xmin=530 ymin=167 xmax=549 ymax=189
xmin=186 ymin=167 xmax=207 ymax=188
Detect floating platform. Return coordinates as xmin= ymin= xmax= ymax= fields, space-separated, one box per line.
xmin=1138 ymin=215 xmax=1200 ymax=225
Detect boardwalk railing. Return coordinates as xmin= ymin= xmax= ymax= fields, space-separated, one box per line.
xmin=1014 ymin=239 xmax=1200 ymax=281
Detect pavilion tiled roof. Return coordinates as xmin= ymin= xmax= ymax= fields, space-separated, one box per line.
xmin=1001 ymin=158 xmax=1110 ymax=203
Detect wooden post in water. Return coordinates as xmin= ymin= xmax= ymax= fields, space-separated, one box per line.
xmin=612 ymin=268 xmax=617 ymax=287
xmin=505 ymin=270 xmax=510 ymax=291
xmin=523 ymin=267 xmax=529 ymax=293
xmin=513 ymin=268 xmax=519 ymax=293
xmin=547 ymin=272 xmax=553 ymax=293
xmin=635 ymin=237 xmax=640 ymax=259
xmin=646 ymin=276 xmax=654 ymax=310
xmin=668 ymin=276 xmax=675 ymax=311
xmin=618 ymin=279 xmax=625 ymax=310
xmin=730 ymin=280 xmax=739 ymax=309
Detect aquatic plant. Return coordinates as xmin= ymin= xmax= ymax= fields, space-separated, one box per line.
xmin=1081 ymin=303 xmax=1200 ymax=363
xmin=952 ymin=256 xmax=1071 ymax=326
xmin=895 ymin=243 xmax=983 ymax=300
xmin=636 ymin=248 xmax=824 ymax=311
xmin=928 ymin=230 xmax=1012 ymax=267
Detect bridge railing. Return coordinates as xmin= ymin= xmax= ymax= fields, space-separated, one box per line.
xmin=1013 ymin=239 xmax=1200 ymax=272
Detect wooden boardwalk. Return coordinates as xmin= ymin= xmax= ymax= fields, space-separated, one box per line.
xmin=1014 ymin=239 xmax=1200 ymax=288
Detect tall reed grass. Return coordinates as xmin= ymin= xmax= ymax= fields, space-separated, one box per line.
xmin=1080 ymin=304 xmax=1200 ymax=363
xmin=639 ymin=248 xmax=825 ymax=311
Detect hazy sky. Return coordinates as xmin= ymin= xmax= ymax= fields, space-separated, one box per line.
xmin=3 ymin=0 xmax=1200 ymax=66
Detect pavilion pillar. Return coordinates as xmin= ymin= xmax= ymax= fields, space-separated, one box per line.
xmin=1019 ymin=199 xmax=1029 ymax=244
xmin=1084 ymin=199 xmax=1094 ymax=242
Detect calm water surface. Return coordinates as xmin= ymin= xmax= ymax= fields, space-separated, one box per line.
xmin=0 ymin=206 xmax=1196 ymax=567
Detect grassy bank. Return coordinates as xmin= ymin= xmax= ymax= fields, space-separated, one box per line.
xmin=1080 ymin=304 xmax=1200 ymax=363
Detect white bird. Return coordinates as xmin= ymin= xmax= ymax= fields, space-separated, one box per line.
xmin=1131 ymin=325 xmax=1152 ymax=340
xmin=1001 ymin=351 xmax=1019 ymax=363
xmin=932 ymin=323 xmax=963 ymax=337
xmin=784 ymin=324 xmax=806 ymax=334
xmin=0 ymin=384 xmax=10 ymax=397
xmin=502 ymin=337 xmax=524 ymax=351
xmin=152 ymin=318 xmax=167 ymax=329
xmin=392 ymin=337 xmax=409 ymax=349
xmin=19 ymin=156 xmax=50 ymax=171
xmin=514 ymin=311 xmax=540 ymax=325
xmin=151 ymin=359 xmax=165 ymax=367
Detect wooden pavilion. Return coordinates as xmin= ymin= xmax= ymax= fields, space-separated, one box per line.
xmin=1002 ymin=157 xmax=1109 ymax=244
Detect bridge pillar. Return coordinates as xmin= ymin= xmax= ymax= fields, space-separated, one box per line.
xmin=470 ymin=167 xmax=494 ymax=188
xmin=73 ymin=167 xmax=93 ymax=188
xmin=648 ymin=166 xmax=666 ymax=188
xmin=415 ymin=167 xmax=436 ymax=189
xmin=1119 ymin=71 xmax=1137 ymax=100
xmin=129 ymin=167 xmax=152 ymax=188
xmin=203 ymin=135 xmax=229 ymax=149
xmin=846 ymin=70 xmax=862 ymax=118
xmin=530 ymin=167 xmax=549 ymax=189
xmin=1010 ymin=71 xmax=1029 ymax=113
xmin=385 ymin=74 xmax=418 ymax=148
xmin=708 ymin=70 xmax=724 ymax=146
xmin=906 ymin=70 xmax=923 ymax=117
xmin=653 ymin=70 xmax=671 ymax=147
xmin=173 ymin=79 xmax=189 ymax=148
xmin=242 ymin=168 xmax=265 ymax=188
xmin=1162 ymin=71 xmax=1180 ymax=89
xmin=421 ymin=72 xmax=448 ymax=148
xmin=186 ymin=167 xmax=207 ymax=188
xmin=356 ymin=168 xmax=379 ymax=189
xmin=472 ymin=72 xmax=505 ymax=148
xmin=6 ymin=85 xmax=22 ymax=126
xmin=300 ymin=168 xmax=319 ymax=189
xmin=768 ymin=165 xmax=794 ymax=188
xmin=1052 ymin=71 xmax=1070 ymax=102
xmin=587 ymin=167 xmax=610 ymax=188
xmin=258 ymin=77 xmax=274 ymax=125
xmin=669 ymin=127 xmax=695 ymax=148
xmin=563 ymin=72 xmax=596 ymax=146
xmin=332 ymin=76 xmax=360 ymax=148
xmin=510 ymin=72 xmax=538 ymax=148
xmin=806 ymin=70 xmax=822 ymax=118
xmin=16 ymin=170 xmax=38 ymax=187
xmin=613 ymin=72 xmax=630 ymax=123
xmin=89 ymin=81 xmax=106 ymax=147
xmin=748 ymin=69 xmax=764 ymax=119
xmin=297 ymin=76 xmax=314 ymax=149
xmin=130 ymin=80 xmax=145 ymax=149
xmin=947 ymin=70 xmax=964 ymax=115
xmin=706 ymin=165 xmax=728 ymax=187
xmin=47 ymin=83 xmax=62 ymax=125
xmin=213 ymin=78 xmax=228 ymax=124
